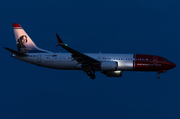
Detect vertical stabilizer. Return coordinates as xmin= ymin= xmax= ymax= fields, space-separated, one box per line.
xmin=13 ymin=23 xmax=51 ymax=53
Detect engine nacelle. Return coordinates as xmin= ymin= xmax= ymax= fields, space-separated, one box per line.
xmin=102 ymin=71 xmax=123 ymax=77
xmin=101 ymin=61 xmax=118 ymax=71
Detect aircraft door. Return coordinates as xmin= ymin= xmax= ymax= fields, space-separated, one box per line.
xmin=37 ymin=55 xmax=42 ymax=63
xmin=153 ymin=57 xmax=158 ymax=64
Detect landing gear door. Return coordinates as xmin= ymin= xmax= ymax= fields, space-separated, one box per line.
xmin=153 ymin=57 xmax=158 ymax=64
xmin=37 ymin=55 xmax=42 ymax=63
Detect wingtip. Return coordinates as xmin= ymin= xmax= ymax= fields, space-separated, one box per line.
xmin=56 ymin=33 xmax=63 ymax=44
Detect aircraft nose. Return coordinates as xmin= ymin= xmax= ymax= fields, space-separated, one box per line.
xmin=164 ymin=61 xmax=176 ymax=70
xmin=168 ymin=62 xmax=176 ymax=69
xmin=171 ymin=62 xmax=176 ymax=68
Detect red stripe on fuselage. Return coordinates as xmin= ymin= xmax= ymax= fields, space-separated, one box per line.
xmin=52 ymin=55 xmax=57 ymax=57
xmin=134 ymin=54 xmax=164 ymax=71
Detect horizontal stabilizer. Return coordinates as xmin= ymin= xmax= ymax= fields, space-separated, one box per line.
xmin=4 ymin=47 xmax=28 ymax=56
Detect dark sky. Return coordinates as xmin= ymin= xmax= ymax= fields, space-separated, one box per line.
xmin=1 ymin=0 xmax=180 ymax=119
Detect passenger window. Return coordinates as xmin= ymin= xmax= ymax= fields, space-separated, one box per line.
xmin=163 ymin=59 xmax=168 ymax=62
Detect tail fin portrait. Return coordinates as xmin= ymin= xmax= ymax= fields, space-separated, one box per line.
xmin=13 ymin=23 xmax=50 ymax=53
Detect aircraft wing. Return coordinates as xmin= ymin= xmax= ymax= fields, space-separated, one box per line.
xmin=56 ymin=33 xmax=100 ymax=70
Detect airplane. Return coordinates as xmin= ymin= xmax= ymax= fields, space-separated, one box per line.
xmin=4 ymin=23 xmax=176 ymax=79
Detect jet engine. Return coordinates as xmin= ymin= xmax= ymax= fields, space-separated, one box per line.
xmin=101 ymin=61 xmax=118 ymax=71
xmin=102 ymin=71 xmax=123 ymax=77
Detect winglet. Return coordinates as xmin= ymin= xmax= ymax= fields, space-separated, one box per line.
xmin=56 ymin=33 xmax=67 ymax=47
xmin=56 ymin=33 xmax=64 ymax=47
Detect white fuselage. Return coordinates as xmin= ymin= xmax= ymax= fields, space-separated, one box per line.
xmin=13 ymin=53 xmax=135 ymax=71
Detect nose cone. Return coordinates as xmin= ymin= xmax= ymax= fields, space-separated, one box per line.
xmin=163 ymin=61 xmax=176 ymax=70
xmin=168 ymin=62 xmax=176 ymax=69
xmin=171 ymin=62 xmax=176 ymax=69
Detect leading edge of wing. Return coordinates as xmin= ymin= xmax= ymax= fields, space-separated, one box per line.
xmin=55 ymin=33 xmax=100 ymax=65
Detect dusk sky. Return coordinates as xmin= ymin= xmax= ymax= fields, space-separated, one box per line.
xmin=1 ymin=0 xmax=180 ymax=119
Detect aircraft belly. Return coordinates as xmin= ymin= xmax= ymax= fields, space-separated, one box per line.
xmin=14 ymin=56 xmax=37 ymax=64
xmin=57 ymin=60 xmax=78 ymax=69
xmin=42 ymin=60 xmax=79 ymax=70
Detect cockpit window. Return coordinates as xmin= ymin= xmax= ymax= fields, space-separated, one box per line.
xmin=162 ymin=59 xmax=168 ymax=62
